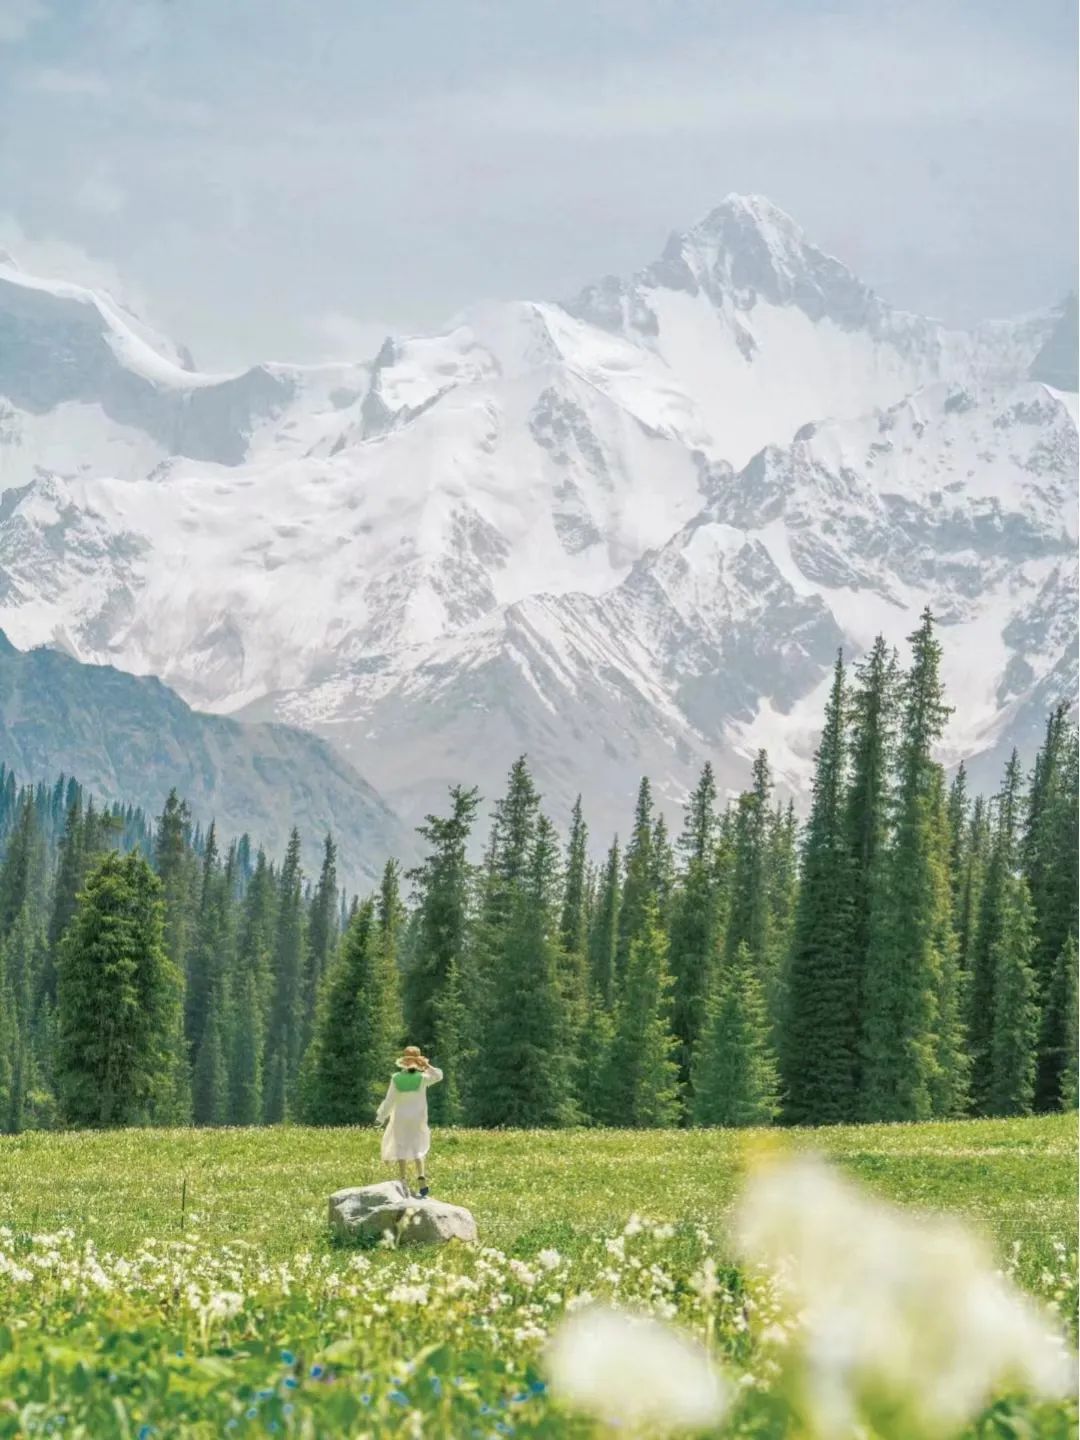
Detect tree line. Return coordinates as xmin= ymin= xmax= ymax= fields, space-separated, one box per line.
xmin=0 ymin=611 xmax=1075 ymax=1132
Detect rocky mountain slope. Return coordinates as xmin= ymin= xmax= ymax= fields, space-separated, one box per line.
xmin=0 ymin=633 xmax=408 ymax=884
xmin=0 ymin=195 xmax=1074 ymax=838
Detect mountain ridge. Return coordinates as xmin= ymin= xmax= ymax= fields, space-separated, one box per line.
xmin=0 ymin=193 xmax=1074 ymax=837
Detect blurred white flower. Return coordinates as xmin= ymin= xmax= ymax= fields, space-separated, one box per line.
xmin=546 ymin=1304 xmax=729 ymax=1433
xmin=735 ymin=1156 xmax=1077 ymax=1438
xmin=690 ymin=1257 xmax=720 ymax=1303
xmin=537 ymin=1248 xmax=562 ymax=1271
xmin=205 ymin=1290 xmax=243 ymax=1321
xmin=388 ymin=1282 xmax=429 ymax=1305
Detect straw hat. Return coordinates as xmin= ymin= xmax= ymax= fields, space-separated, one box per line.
xmin=395 ymin=1045 xmax=429 ymax=1070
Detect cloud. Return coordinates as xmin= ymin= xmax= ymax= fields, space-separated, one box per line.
xmin=0 ymin=0 xmax=47 ymax=44
xmin=25 ymin=66 xmax=110 ymax=97
xmin=0 ymin=217 xmax=142 ymax=303
xmin=419 ymin=17 xmax=1070 ymax=142
xmin=74 ymin=168 xmax=127 ymax=216
xmin=310 ymin=311 xmax=394 ymax=362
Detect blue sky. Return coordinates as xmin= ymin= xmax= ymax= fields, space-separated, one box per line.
xmin=2 ymin=0 xmax=1076 ymax=367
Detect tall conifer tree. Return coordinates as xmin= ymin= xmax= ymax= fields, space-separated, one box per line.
xmin=56 ymin=852 xmax=182 ymax=1127
xmin=605 ymin=898 xmax=679 ymax=1127
xmin=693 ymin=941 xmax=780 ymax=1127
xmin=783 ymin=657 xmax=858 ymax=1123
xmin=860 ymin=611 xmax=955 ymax=1122
xmin=668 ymin=762 xmax=721 ymax=1100
xmin=587 ymin=839 xmax=620 ymax=1009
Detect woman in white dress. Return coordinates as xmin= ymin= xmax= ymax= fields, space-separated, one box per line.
xmin=375 ymin=1045 xmax=443 ymax=1197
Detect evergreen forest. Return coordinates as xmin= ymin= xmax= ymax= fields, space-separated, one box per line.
xmin=1 ymin=612 xmax=1076 ymax=1132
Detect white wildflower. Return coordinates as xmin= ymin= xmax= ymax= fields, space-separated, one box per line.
xmin=537 ymin=1248 xmax=562 ymax=1271
xmin=546 ymin=1304 xmax=729 ymax=1433
xmin=509 ymin=1260 xmax=537 ymax=1288
xmin=735 ymin=1156 xmax=1077 ymax=1438
xmin=388 ymin=1282 xmax=429 ymax=1306
xmin=206 ymin=1290 xmax=243 ymax=1321
xmin=690 ymin=1257 xmax=720 ymax=1303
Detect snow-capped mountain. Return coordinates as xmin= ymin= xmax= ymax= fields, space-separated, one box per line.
xmin=0 ymin=196 xmax=1074 ymax=841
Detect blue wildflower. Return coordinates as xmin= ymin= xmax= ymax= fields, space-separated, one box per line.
xmin=280 ymin=1350 xmax=295 ymax=1365
xmin=389 ymin=1390 xmax=410 ymax=1407
xmin=283 ymin=1405 xmax=294 ymax=1418
xmin=138 ymin=1428 xmax=155 ymax=1440
xmin=246 ymin=1408 xmax=258 ymax=1421
xmin=529 ymin=1380 xmax=547 ymax=1395
xmin=430 ymin=1376 xmax=443 ymax=1398
xmin=257 ymin=1389 xmax=274 ymax=1400
xmin=283 ymin=1376 xmax=298 ymax=1390
xmin=360 ymin=1394 xmax=372 ymax=1407
xmin=225 ymin=1421 xmax=238 ymax=1431
xmin=512 ymin=1391 xmax=530 ymax=1403
xmin=309 ymin=1364 xmax=324 ymax=1378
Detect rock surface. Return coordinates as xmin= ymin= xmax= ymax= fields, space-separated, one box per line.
xmin=328 ymin=1181 xmax=478 ymax=1246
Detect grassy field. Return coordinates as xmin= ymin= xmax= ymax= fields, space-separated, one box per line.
xmin=0 ymin=1115 xmax=1075 ymax=1437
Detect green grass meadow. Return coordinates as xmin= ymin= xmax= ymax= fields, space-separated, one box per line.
xmin=0 ymin=1115 xmax=1075 ymax=1437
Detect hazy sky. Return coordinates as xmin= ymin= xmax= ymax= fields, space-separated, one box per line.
xmin=2 ymin=0 xmax=1076 ymax=369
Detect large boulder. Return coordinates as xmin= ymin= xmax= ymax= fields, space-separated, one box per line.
xmin=328 ymin=1181 xmax=478 ymax=1246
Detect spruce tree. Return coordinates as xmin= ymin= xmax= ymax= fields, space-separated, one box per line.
xmin=558 ymin=797 xmax=590 ymax=1010
xmin=587 ymin=839 xmax=620 ymax=1008
xmin=304 ymin=835 xmax=339 ymax=1047
xmin=845 ymin=636 xmax=899 ymax=1093
xmin=373 ymin=859 xmax=406 ymax=1079
xmin=1039 ymin=932 xmax=1078 ymax=1113
xmin=956 ymin=795 xmax=989 ymax=976
xmin=928 ymin=767 xmax=970 ymax=1118
xmin=946 ymin=762 xmax=970 ymax=925
xmin=987 ymin=875 xmax=1040 ymax=1116
xmin=264 ymin=829 xmax=305 ymax=1120
xmin=1057 ymin=934 xmax=1078 ymax=1110
xmin=468 ymin=812 xmax=573 ymax=1127
xmin=969 ymin=752 xmax=1024 ymax=1112
xmin=725 ymin=751 xmax=773 ymax=971
xmin=193 ymin=987 xmax=229 ymax=1126
xmin=765 ymin=799 xmax=798 ymax=1027
xmin=860 ymin=611 xmax=955 ymax=1122
xmin=650 ymin=815 xmax=676 ymax=928
xmin=616 ymin=779 xmax=656 ymax=980
xmin=404 ymin=785 xmax=479 ymax=1121
xmin=302 ymin=900 xmax=397 ymax=1122
xmin=229 ymin=970 xmax=264 ymax=1125
xmin=783 ymin=656 xmax=858 ymax=1124
xmin=558 ymin=798 xmax=591 ymax=1101
xmin=693 ymin=941 xmax=780 ymax=1127
xmin=668 ymin=762 xmax=721 ymax=1100
xmin=1024 ymin=708 xmax=1080 ymax=1106
xmin=605 ymin=898 xmax=679 ymax=1127
xmin=576 ymin=992 xmax=618 ymax=1126
xmin=55 ymin=852 xmax=183 ymax=1127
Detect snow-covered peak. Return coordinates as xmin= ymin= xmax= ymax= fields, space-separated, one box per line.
xmin=0 ymin=255 xmax=206 ymax=384
xmin=650 ymin=191 xmax=891 ymax=336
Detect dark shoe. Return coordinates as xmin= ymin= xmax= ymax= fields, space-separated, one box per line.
xmin=418 ymin=1177 xmax=430 ymax=1198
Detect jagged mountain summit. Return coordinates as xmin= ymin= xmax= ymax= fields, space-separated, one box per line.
xmin=0 ymin=195 xmax=1074 ymax=841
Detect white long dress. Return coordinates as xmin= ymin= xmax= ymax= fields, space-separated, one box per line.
xmin=376 ymin=1066 xmax=443 ymax=1163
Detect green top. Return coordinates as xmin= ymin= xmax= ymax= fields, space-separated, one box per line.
xmin=393 ymin=1070 xmax=424 ymax=1093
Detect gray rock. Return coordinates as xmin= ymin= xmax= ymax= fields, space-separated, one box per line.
xmin=328 ymin=1181 xmax=478 ymax=1247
